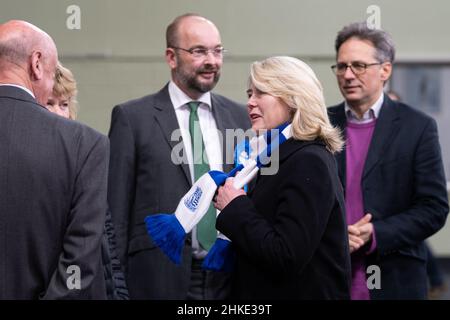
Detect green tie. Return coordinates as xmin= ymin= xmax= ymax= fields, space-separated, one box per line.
xmin=188 ymin=101 xmax=216 ymax=251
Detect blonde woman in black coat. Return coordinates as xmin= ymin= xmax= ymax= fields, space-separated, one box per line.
xmin=214 ymin=56 xmax=351 ymax=299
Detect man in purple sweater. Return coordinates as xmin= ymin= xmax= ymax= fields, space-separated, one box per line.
xmin=328 ymin=22 xmax=448 ymax=300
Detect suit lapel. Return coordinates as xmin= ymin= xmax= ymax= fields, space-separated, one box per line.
xmin=211 ymin=94 xmax=235 ymax=173
xmin=153 ymin=85 xmax=192 ymax=185
xmin=362 ymin=96 xmax=400 ymax=179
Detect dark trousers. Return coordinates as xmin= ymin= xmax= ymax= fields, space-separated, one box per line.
xmin=187 ymin=258 xmax=231 ymax=300
xmin=426 ymin=243 xmax=445 ymax=287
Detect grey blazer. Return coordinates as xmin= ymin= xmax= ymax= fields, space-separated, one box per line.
xmin=0 ymin=85 xmax=109 ymax=299
xmin=108 ymin=83 xmax=251 ymax=299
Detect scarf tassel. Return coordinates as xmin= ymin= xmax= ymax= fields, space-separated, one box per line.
xmin=144 ymin=214 xmax=185 ymax=264
xmin=202 ymin=238 xmax=235 ymax=272
xmin=144 ymin=124 xmax=292 ymax=268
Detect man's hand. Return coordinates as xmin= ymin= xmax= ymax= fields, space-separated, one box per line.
xmin=348 ymin=213 xmax=373 ymax=253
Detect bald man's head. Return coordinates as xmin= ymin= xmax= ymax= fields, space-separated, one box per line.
xmin=166 ymin=14 xmax=219 ymax=48
xmin=0 ymin=20 xmax=58 ymax=105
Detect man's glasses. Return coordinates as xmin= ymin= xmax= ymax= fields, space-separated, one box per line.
xmin=331 ymin=61 xmax=383 ymax=75
xmin=171 ymin=46 xmax=227 ymax=58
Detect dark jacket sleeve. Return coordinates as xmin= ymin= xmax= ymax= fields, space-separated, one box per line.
xmin=42 ymin=133 xmax=109 ymax=299
xmin=373 ymin=118 xmax=449 ymax=254
xmin=102 ymin=209 xmax=130 ymax=300
xmin=107 ymin=105 xmax=137 ymax=269
xmin=217 ymin=150 xmax=336 ymax=274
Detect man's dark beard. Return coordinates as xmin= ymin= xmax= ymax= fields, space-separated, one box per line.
xmin=175 ymin=61 xmax=221 ymax=93
xmin=187 ymin=70 xmax=221 ymax=93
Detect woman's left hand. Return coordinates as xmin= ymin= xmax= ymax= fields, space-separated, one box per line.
xmin=213 ymin=178 xmax=247 ymax=211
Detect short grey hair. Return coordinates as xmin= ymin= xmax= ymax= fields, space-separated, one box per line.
xmin=335 ymin=22 xmax=395 ymax=63
xmin=0 ymin=37 xmax=30 ymax=67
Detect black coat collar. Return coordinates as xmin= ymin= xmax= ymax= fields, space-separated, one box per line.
xmin=277 ymin=138 xmax=326 ymax=163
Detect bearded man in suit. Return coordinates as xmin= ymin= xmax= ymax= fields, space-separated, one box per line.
xmin=108 ymin=13 xmax=250 ymax=299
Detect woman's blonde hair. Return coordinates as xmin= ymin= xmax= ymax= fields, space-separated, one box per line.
xmin=53 ymin=61 xmax=78 ymax=120
xmin=249 ymin=56 xmax=343 ymax=154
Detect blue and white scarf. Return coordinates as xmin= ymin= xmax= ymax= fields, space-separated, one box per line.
xmin=145 ymin=123 xmax=293 ymax=269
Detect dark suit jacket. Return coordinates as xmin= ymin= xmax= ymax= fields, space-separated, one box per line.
xmin=107 ymin=83 xmax=251 ymax=299
xmin=102 ymin=209 xmax=129 ymax=300
xmin=328 ymin=95 xmax=449 ymax=299
xmin=0 ymin=86 xmax=109 ymax=299
xmin=216 ymin=139 xmax=351 ymax=299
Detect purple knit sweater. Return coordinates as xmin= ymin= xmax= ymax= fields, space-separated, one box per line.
xmin=345 ymin=119 xmax=377 ymax=300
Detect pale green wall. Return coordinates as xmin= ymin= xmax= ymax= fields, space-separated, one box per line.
xmin=2 ymin=0 xmax=450 ymax=254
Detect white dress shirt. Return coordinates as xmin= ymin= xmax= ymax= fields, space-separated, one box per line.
xmin=168 ymin=81 xmax=223 ymax=182
xmin=168 ymin=81 xmax=223 ymax=256
xmin=345 ymin=93 xmax=384 ymax=124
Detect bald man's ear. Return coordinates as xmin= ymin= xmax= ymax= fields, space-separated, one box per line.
xmin=165 ymin=48 xmax=177 ymax=70
xmin=29 ymin=50 xmax=44 ymax=81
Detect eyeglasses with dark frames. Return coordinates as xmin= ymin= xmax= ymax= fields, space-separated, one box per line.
xmin=331 ymin=61 xmax=383 ymax=75
xmin=170 ymin=46 xmax=227 ymax=58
